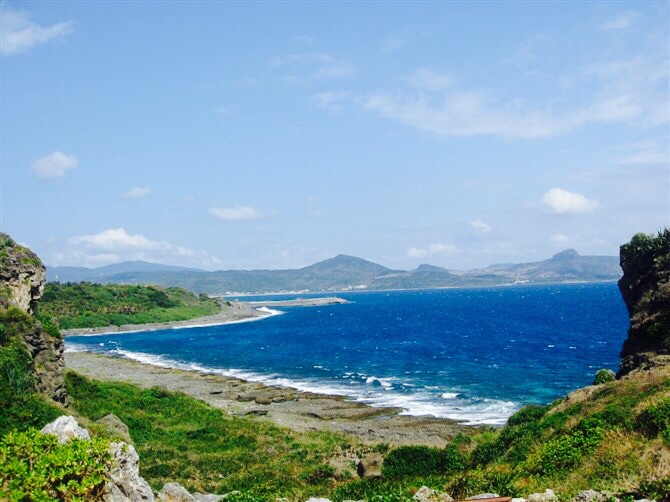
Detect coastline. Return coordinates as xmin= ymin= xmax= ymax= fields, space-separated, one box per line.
xmin=65 ymin=350 xmax=471 ymax=447
xmin=61 ymin=297 xmax=348 ymax=337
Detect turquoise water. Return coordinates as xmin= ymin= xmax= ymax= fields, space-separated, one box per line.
xmin=67 ymin=283 xmax=628 ymax=425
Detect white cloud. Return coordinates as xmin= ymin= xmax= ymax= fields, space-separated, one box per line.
xmin=600 ymin=11 xmax=640 ymax=31
xmin=210 ymin=206 xmax=262 ymax=221
xmin=271 ymin=52 xmax=354 ymax=82
xmin=63 ymin=228 xmax=221 ymax=268
xmin=121 ymin=187 xmax=151 ymax=199
xmin=407 ymin=68 xmax=452 ymax=91
xmin=469 ymin=219 xmax=492 ymax=232
xmin=381 ymin=36 xmax=406 ymax=54
xmin=310 ymin=91 xmax=350 ymax=113
xmin=30 ymin=151 xmax=78 ymax=179
xmin=362 ymin=53 xmax=668 ymax=139
xmin=1 ymin=7 xmax=73 ymax=56
xmin=551 ymin=234 xmax=570 ymax=244
xmin=542 ymin=188 xmax=600 ymax=214
xmin=407 ymin=243 xmax=456 ymax=258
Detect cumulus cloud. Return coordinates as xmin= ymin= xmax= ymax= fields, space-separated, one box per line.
xmin=1 ymin=7 xmax=73 ymax=56
xmin=271 ymin=52 xmax=354 ymax=82
xmin=407 ymin=243 xmax=456 ymax=258
xmin=551 ymin=234 xmax=571 ymax=244
xmin=469 ymin=219 xmax=492 ymax=232
xmin=121 ymin=187 xmax=151 ymax=199
xmin=210 ymin=206 xmax=262 ymax=221
xmin=64 ymin=228 xmax=221 ymax=268
xmin=30 ymin=151 xmax=78 ymax=179
xmin=542 ymin=188 xmax=600 ymax=214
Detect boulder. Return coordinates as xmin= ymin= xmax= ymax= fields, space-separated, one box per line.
xmin=103 ymin=441 xmax=155 ymax=501
xmin=572 ymin=490 xmax=606 ymax=502
xmin=467 ymin=495 xmax=500 ymax=500
xmin=40 ymin=415 xmax=90 ymax=444
xmin=158 ymin=483 xmax=195 ymax=501
xmin=356 ymin=453 xmax=383 ymax=478
xmin=527 ymin=490 xmax=557 ymax=502
xmin=413 ymin=485 xmax=454 ymax=501
xmin=98 ymin=413 xmax=133 ymax=444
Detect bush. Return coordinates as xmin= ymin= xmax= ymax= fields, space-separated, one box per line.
xmin=593 ymin=369 xmax=615 ymax=385
xmin=382 ymin=444 xmax=466 ymax=479
xmin=0 ymin=428 xmax=112 ymax=500
xmin=636 ymin=397 xmax=670 ymax=443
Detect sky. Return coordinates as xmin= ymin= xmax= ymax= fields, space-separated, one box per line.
xmin=1 ymin=1 xmax=668 ymax=272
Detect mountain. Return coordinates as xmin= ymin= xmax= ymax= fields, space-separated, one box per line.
xmin=47 ymin=261 xmax=203 ymax=283
xmin=46 ymin=250 xmax=621 ymax=294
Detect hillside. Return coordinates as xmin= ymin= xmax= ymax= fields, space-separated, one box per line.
xmin=46 ymin=250 xmax=621 ymax=294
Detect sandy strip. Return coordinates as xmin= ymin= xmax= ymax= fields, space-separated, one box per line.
xmin=65 ymin=351 xmax=471 ymax=447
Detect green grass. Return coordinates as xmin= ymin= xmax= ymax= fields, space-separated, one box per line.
xmin=65 ymin=371 xmax=356 ymax=499
xmin=41 ymin=283 xmax=220 ymax=329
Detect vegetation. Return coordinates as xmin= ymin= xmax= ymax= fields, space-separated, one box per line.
xmin=0 ymin=428 xmax=111 ymax=501
xmin=41 ymin=283 xmax=220 ymax=329
xmin=593 ymin=368 xmax=615 ymax=385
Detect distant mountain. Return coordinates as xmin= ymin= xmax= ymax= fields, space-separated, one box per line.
xmin=46 ymin=250 xmax=622 ymax=294
xmin=47 ymin=261 xmax=203 ymax=283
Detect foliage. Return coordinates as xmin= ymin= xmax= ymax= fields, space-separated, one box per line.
xmin=593 ymin=368 xmax=615 ymax=385
xmin=0 ymin=428 xmax=111 ymax=501
xmin=41 ymin=283 xmax=220 ymax=329
xmin=0 ymin=307 xmax=62 ymax=436
xmin=382 ymin=444 xmax=466 ymax=479
xmin=636 ymin=397 xmax=670 ymax=443
xmin=65 ymin=371 xmax=352 ymax=499
xmin=620 ymin=229 xmax=670 ymax=269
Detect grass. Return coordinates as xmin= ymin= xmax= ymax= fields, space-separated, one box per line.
xmin=41 ymin=283 xmax=221 ymax=329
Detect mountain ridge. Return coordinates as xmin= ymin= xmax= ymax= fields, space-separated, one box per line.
xmin=47 ymin=250 xmax=621 ymax=294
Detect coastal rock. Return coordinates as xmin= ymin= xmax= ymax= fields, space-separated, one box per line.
xmin=97 ymin=413 xmax=133 ymax=444
xmin=466 ymin=495 xmax=500 ymax=500
xmin=413 ymin=485 xmax=454 ymax=501
xmin=617 ymin=230 xmax=670 ymax=376
xmin=527 ymin=490 xmax=557 ymax=502
xmin=572 ymin=491 xmax=606 ymax=502
xmin=103 ymin=441 xmax=155 ymax=501
xmin=40 ymin=415 xmax=91 ymax=444
xmin=158 ymin=482 xmax=195 ymax=501
xmin=356 ymin=453 xmax=383 ymax=478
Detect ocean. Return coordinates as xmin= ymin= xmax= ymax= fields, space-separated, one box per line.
xmin=66 ymin=283 xmax=629 ymax=425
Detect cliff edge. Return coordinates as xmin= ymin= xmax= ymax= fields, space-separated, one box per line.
xmin=617 ymin=229 xmax=670 ymax=377
xmin=0 ymin=233 xmax=66 ymax=404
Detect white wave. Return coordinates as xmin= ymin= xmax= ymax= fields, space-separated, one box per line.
xmin=74 ymin=346 xmax=519 ymax=425
xmin=255 ymin=306 xmax=282 ymax=315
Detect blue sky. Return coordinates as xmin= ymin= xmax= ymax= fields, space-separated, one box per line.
xmin=1 ymin=1 xmax=668 ymax=271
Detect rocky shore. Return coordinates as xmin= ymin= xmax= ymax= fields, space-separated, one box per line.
xmin=65 ymin=351 xmax=469 ymax=447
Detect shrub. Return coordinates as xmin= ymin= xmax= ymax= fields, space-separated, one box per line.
xmin=593 ymin=369 xmax=616 ymax=385
xmin=0 ymin=428 xmax=112 ymax=500
xmin=636 ymin=397 xmax=670 ymax=443
xmin=382 ymin=444 xmax=466 ymax=479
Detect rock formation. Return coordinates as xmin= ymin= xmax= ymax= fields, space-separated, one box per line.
xmin=617 ymin=230 xmax=670 ymax=376
xmin=0 ymin=232 xmax=66 ymax=403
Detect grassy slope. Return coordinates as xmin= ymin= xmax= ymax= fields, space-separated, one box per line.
xmin=41 ymin=283 xmax=220 ymax=329
xmin=62 ymin=366 xmax=669 ymax=501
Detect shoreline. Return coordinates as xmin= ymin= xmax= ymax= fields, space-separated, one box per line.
xmin=61 ymin=297 xmax=348 ymax=337
xmin=65 ymin=350 xmax=472 ymax=447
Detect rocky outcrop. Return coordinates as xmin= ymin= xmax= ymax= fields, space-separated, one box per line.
xmin=103 ymin=441 xmax=155 ymax=502
xmin=0 ymin=233 xmax=66 ymax=404
xmin=617 ymin=230 xmax=670 ymax=377
xmin=40 ymin=415 xmax=91 ymax=443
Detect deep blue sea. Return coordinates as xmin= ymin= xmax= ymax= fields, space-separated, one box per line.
xmin=66 ymin=283 xmax=629 ymax=425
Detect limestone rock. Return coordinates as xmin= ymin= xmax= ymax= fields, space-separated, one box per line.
xmin=158 ymin=483 xmax=195 ymax=501
xmin=466 ymin=495 xmax=500 ymax=500
xmin=305 ymin=499 xmax=333 ymax=502
xmin=527 ymin=490 xmax=557 ymax=502
xmin=572 ymin=490 xmax=606 ymax=502
xmin=192 ymin=494 xmax=225 ymax=502
xmin=23 ymin=320 xmax=67 ymax=404
xmin=356 ymin=453 xmax=383 ymax=478
xmin=617 ymin=230 xmax=670 ymax=376
xmin=103 ymin=441 xmax=155 ymax=501
xmin=98 ymin=413 xmax=133 ymax=444
xmin=0 ymin=233 xmax=45 ymax=315
xmin=40 ymin=415 xmax=91 ymax=444
xmin=413 ymin=485 xmax=454 ymax=501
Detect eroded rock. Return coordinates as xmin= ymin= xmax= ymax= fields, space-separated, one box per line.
xmin=413 ymin=485 xmax=454 ymax=501
xmin=40 ymin=415 xmax=91 ymax=444
xmin=103 ymin=441 xmax=155 ymax=501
